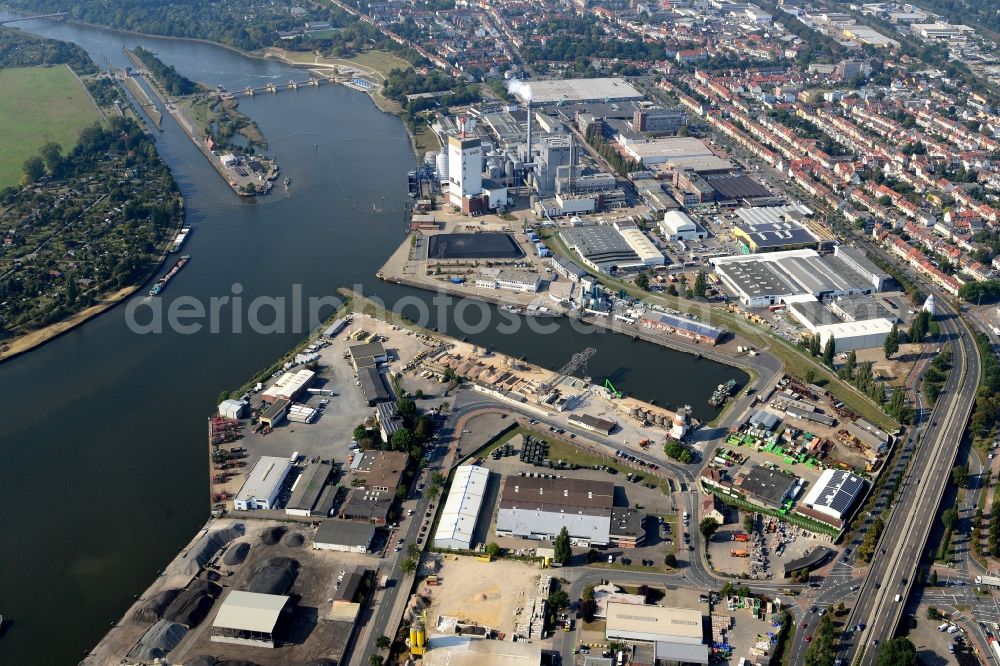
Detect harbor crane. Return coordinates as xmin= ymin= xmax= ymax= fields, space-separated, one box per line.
xmin=539 ymin=347 xmax=596 ymax=396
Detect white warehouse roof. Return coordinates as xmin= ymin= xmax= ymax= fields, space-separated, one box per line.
xmin=235 ymin=456 xmax=292 ymax=506
xmin=434 ymin=465 xmax=490 ymax=549
xmin=814 ymin=318 xmax=895 ymax=351
xmin=660 ymin=210 xmax=697 ymax=235
xmin=213 ymin=591 xmax=288 ymax=633
xmin=515 ymin=77 xmax=643 ymax=105
xmin=605 ymin=602 xmax=704 ymax=644
xmin=616 ymin=225 xmax=665 ymax=266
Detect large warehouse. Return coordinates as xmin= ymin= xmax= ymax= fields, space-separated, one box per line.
xmin=434 ymin=465 xmax=490 ymax=550
xmin=711 ymin=248 xmax=884 ymax=307
xmin=604 ymin=602 xmax=708 ymax=665
xmin=496 ymin=476 xmax=614 ymax=546
xmin=797 ymin=469 xmax=867 ymax=528
xmin=234 ymin=456 xmax=293 ymax=511
xmin=732 ymin=207 xmax=819 ymax=253
xmin=514 ymin=77 xmax=643 ymax=106
xmin=561 ymin=224 xmax=662 ymax=273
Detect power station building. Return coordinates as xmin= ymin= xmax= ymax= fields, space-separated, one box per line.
xmin=447 ymin=135 xmax=483 ymax=211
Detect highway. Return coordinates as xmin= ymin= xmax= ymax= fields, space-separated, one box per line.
xmin=838 ymin=301 xmax=980 ymax=663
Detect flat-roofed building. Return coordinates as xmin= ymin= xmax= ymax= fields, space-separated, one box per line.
xmin=355 ymin=450 xmax=408 ymax=492
xmin=832 ymin=245 xmax=889 ymax=291
xmin=313 ymin=519 xmax=375 ymax=553
xmin=514 ymin=77 xmax=643 ymax=106
xmin=211 ymin=590 xmax=289 ymax=648
xmin=561 ymin=225 xmax=645 ymax=273
xmin=733 ymin=207 xmax=819 ymax=253
xmin=622 ymin=137 xmax=715 ymax=166
xmin=338 ymin=488 xmax=393 ymax=524
xmin=659 ymin=210 xmax=705 ymax=241
xmin=234 ymin=456 xmax=293 ymax=511
xmin=475 ymin=268 xmax=542 ymax=293
xmin=260 ymin=398 xmax=291 ymax=428
xmin=605 ymin=602 xmax=708 ymax=664
xmin=736 ymin=465 xmax=797 ymax=508
xmin=434 ymin=465 xmax=490 ymax=550
xmin=496 ymin=476 xmax=614 ymax=546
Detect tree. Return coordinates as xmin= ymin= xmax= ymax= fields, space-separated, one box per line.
xmin=396 ymin=397 xmax=417 ymax=425
xmin=951 ymin=464 xmax=970 ymax=489
xmin=692 ymin=270 xmax=707 ymax=298
xmin=442 ymin=366 xmax=458 ymax=383
xmin=547 ymin=589 xmax=570 ymax=609
xmin=554 ymin=526 xmax=572 ymax=565
xmin=635 ymin=272 xmax=650 ymax=290
xmin=666 ymin=284 xmax=678 ymax=296
xmin=822 ymin=334 xmax=836 ymax=367
xmin=426 ymin=485 xmax=440 ymax=501
xmin=743 ymin=513 xmax=755 ymax=533
xmin=407 ymin=543 xmax=421 ymax=558
xmin=803 ymin=613 xmax=837 ymax=666
xmin=579 ymin=598 xmax=597 ymax=622
xmin=942 ymin=508 xmax=959 ymax=531
xmin=375 ymin=635 xmax=391 ymax=649
xmin=809 ymin=333 xmax=822 ymax=357
xmin=370 ymin=656 xmax=384 ymax=666
xmin=485 ymin=542 xmax=501 ymax=558
xmin=391 ymin=427 xmax=416 ymax=452
xmin=874 ymin=637 xmax=917 ymax=666
xmin=400 ymin=557 xmax=417 ymax=574
xmin=909 ymin=310 xmax=931 ymax=341
xmin=804 ymin=368 xmax=817 ymax=384
xmin=845 ymin=350 xmax=857 ymax=378
xmin=699 ymin=517 xmax=719 ymax=541
xmin=23 ymin=155 xmax=45 ymax=182
xmin=664 ymin=553 xmax=677 ymax=568
xmin=884 ymin=323 xmax=900 ymax=359
xmin=39 ymin=141 xmax=63 ymax=175
xmin=929 ymin=570 xmax=938 ymax=586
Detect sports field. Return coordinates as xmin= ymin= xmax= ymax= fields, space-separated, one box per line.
xmin=0 ymin=65 xmax=101 ymax=188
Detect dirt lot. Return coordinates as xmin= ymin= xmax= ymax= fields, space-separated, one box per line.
xmin=423 ymin=554 xmax=546 ymax=635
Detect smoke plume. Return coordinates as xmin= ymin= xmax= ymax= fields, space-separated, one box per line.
xmin=507 ymin=78 xmax=532 ymax=102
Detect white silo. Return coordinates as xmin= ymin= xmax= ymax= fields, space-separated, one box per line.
xmin=435 ymin=149 xmax=449 ymax=182
xmin=922 ymin=294 xmax=936 ymax=316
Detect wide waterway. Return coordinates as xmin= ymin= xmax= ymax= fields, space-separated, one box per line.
xmin=0 ymin=14 xmax=745 ymax=664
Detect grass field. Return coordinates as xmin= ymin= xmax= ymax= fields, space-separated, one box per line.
xmin=0 ymin=65 xmax=100 ymax=188
xmin=345 ymin=50 xmax=411 ymax=79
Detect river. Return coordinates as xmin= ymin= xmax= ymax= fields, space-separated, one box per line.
xmin=0 ymin=14 xmax=744 ymax=664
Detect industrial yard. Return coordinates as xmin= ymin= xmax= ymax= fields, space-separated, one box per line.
xmin=420 ymin=555 xmax=547 ymax=637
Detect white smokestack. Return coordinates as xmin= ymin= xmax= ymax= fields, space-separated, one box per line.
xmin=507 ymin=78 xmax=532 ymax=102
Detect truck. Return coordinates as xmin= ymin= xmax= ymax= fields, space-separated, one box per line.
xmin=989 ymin=638 xmax=1000 ymax=662
xmin=730 ymin=549 xmax=749 ymax=557
xmin=379 ymin=574 xmax=390 ymax=589
xmin=975 ymin=575 xmax=1000 ymax=587
xmin=732 ymin=533 xmax=750 ymax=542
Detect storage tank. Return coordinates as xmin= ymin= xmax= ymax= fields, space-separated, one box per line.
xmin=630 ymin=406 xmax=640 ymax=418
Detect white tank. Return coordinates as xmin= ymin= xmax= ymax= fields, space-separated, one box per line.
xmin=435 ymin=150 xmax=449 ymax=180
xmin=923 ymin=294 xmax=936 ymax=316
